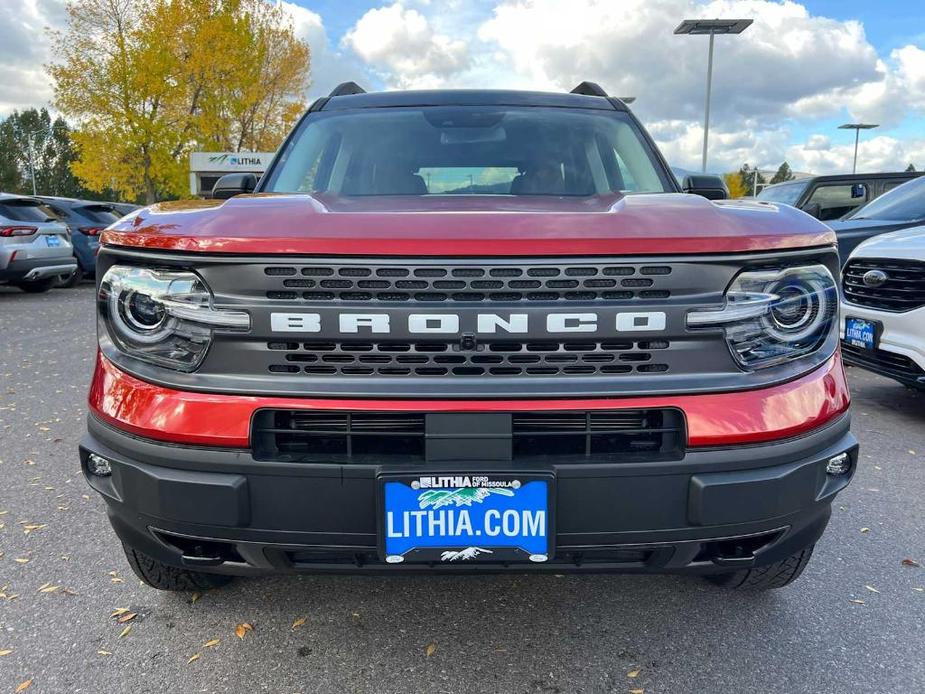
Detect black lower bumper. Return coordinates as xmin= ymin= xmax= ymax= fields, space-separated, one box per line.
xmin=81 ymin=413 xmax=857 ymax=575
xmin=842 ymin=342 xmax=925 ymax=389
xmin=0 ymin=255 xmax=76 ymax=283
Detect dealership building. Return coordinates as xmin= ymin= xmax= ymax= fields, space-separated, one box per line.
xmin=189 ymin=151 xmax=274 ymax=197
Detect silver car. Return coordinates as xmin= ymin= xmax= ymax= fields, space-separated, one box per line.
xmin=0 ymin=193 xmax=77 ymax=293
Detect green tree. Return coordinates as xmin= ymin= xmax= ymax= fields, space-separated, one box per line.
xmin=48 ymin=0 xmax=311 ymax=204
xmin=770 ymin=162 xmax=795 ymax=184
xmin=0 ymin=108 xmax=101 ymax=198
xmin=737 ymin=164 xmax=765 ymax=196
xmin=906 ymin=163 xmax=917 ymax=172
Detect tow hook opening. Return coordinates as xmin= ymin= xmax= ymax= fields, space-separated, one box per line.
xmin=698 ymin=530 xmax=784 ymax=567
xmin=153 ymin=531 xmax=245 ymax=566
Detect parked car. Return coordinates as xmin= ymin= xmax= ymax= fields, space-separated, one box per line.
xmin=757 ymin=172 xmax=922 ymax=221
xmin=0 ymin=193 xmax=77 ymax=292
xmin=841 ymin=225 xmax=925 ymax=389
xmin=38 ymin=196 xmax=124 ymax=285
xmin=828 ymin=176 xmax=925 ymax=264
xmin=82 ymin=81 xmax=857 ymax=593
xmin=109 ymin=202 xmax=142 ymax=217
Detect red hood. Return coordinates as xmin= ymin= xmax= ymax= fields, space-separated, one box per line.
xmin=103 ymin=192 xmax=835 ymax=256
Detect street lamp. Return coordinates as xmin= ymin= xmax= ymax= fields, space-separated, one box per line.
xmin=838 ymin=123 xmax=879 ymax=174
xmin=675 ymin=18 xmax=753 ymax=173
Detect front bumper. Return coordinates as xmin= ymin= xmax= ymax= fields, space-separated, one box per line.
xmin=81 ymin=410 xmax=857 ymax=575
xmin=840 ymin=304 xmax=925 ymax=388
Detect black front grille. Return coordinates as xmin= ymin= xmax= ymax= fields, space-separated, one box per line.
xmin=842 ymin=343 xmax=925 ymax=384
xmin=843 ymin=258 xmax=925 ymax=312
xmin=262 ymin=261 xmax=673 ymax=303
xmin=266 ymin=339 xmax=671 ymax=378
xmin=252 ymin=409 xmax=685 ymax=464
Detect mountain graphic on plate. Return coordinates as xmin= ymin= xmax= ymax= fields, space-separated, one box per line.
xmin=417 ymin=486 xmax=515 ymax=509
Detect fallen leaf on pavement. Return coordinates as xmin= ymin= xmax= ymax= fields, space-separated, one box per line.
xmin=860 ymin=528 xmax=870 ymax=533
xmin=913 ymin=588 xmax=924 ymax=593
xmin=22 ymin=524 xmax=46 ymax=535
xmin=97 ymin=650 xmax=111 ymax=656
xmin=190 ymin=592 xmax=201 ymax=604
xmin=117 ymin=612 xmax=137 ymax=623
xmin=234 ymin=623 xmax=253 ymax=640
xmin=292 ymin=617 xmax=307 ymax=631
xmin=628 ymin=669 xmax=641 ymax=678
xmin=849 ymin=599 xmax=865 ymax=605
xmin=14 ymin=558 xmax=29 ymax=564
xmin=111 ymin=608 xmax=130 ymax=618
xmin=204 ymin=639 xmax=220 ymax=648
xmin=901 ymin=559 xmax=921 ymax=567
xmin=187 ymin=653 xmax=200 ymax=664
xmin=38 ymin=584 xmax=60 ymax=594
xmin=425 ymin=643 xmax=437 ymax=657
xmin=865 ymin=585 xmax=880 ymax=594
xmin=119 ymin=625 xmax=131 ymax=638
xmin=630 ymin=689 xmax=644 ymax=694
xmin=15 ymin=680 xmax=32 ymax=692
xmin=0 ymin=649 xmax=12 ymax=656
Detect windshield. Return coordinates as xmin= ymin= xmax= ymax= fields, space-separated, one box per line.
xmin=757 ymin=180 xmax=808 ymax=205
xmin=264 ymin=107 xmax=673 ymax=196
xmin=847 ymin=177 xmax=925 ymax=221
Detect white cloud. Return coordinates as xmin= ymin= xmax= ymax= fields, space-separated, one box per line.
xmin=0 ymin=0 xmax=66 ymax=115
xmin=342 ymin=3 xmax=470 ymax=89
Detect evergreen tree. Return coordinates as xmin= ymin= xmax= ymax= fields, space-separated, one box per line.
xmin=770 ymin=162 xmax=795 ymax=184
xmin=737 ymin=164 xmax=766 ymax=196
xmin=906 ymin=163 xmax=917 ymax=172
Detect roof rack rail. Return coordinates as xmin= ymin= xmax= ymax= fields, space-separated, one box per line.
xmin=570 ymin=81 xmax=608 ymax=97
xmin=329 ymin=82 xmax=366 ymax=97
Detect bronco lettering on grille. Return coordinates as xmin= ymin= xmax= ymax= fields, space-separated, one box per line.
xmin=269 ymin=311 xmax=668 ymax=335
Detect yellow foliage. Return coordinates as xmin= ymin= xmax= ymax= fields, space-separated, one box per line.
xmin=723 ymin=172 xmax=749 ymax=199
xmin=48 ymin=0 xmax=310 ymax=203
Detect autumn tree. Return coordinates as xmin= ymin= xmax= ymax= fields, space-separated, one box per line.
xmin=724 ymin=172 xmax=748 ymax=198
xmin=48 ymin=0 xmax=310 ymax=203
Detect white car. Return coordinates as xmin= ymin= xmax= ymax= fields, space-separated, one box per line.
xmin=841 ymin=225 xmax=925 ymax=389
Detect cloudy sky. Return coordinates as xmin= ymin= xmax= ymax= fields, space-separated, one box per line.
xmin=3 ymin=0 xmax=924 ymax=175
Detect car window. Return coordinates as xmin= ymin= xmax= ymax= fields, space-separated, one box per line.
xmin=79 ymin=205 xmax=122 ymax=224
xmin=848 ymin=176 xmax=925 ymax=221
xmin=806 ymin=184 xmax=867 ymax=221
xmin=756 ymin=180 xmax=808 ymax=205
xmin=264 ymin=106 xmax=673 ymax=196
xmin=0 ymin=199 xmax=55 ymax=222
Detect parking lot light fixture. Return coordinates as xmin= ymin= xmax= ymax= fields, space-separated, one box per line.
xmin=838 ymin=123 xmax=879 ymax=174
xmin=675 ymin=18 xmax=753 ymax=173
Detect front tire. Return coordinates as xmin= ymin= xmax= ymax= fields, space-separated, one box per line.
xmin=703 ymin=546 xmax=815 ymax=590
xmin=122 ymin=544 xmax=233 ymax=591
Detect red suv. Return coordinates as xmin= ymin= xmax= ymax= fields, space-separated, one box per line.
xmin=81 ymin=82 xmax=857 ymax=591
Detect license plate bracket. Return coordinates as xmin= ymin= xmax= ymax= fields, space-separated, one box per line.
xmin=845 ymin=316 xmax=880 ymax=350
xmin=378 ymin=472 xmax=554 ymax=564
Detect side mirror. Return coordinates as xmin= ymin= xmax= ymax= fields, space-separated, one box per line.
xmin=851 ymin=183 xmax=866 ymax=199
xmin=803 ymin=202 xmax=822 ymax=218
xmin=681 ymin=174 xmax=728 ymax=200
xmin=212 ymin=173 xmax=258 ymax=200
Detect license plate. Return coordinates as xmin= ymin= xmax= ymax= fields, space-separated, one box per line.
xmin=381 ymin=474 xmax=552 ymax=564
xmin=845 ymin=317 xmax=878 ymax=350
xmin=45 ymin=235 xmax=61 ymax=247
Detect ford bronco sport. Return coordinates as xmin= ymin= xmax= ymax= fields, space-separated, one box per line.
xmin=81 ymin=82 xmax=857 ymax=591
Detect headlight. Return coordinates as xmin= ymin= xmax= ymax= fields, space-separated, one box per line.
xmin=99 ymin=265 xmax=249 ymax=371
xmin=687 ymin=264 xmax=837 ymax=370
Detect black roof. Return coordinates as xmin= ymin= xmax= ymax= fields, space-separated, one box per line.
xmin=321 ymin=89 xmax=622 ymax=112
xmin=763 ymin=171 xmax=923 ymax=188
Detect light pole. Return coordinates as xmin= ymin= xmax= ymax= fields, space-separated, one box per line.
xmin=838 ymin=123 xmax=879 ymax=174
xmin=675 ymin=18 xmax=753 ymax=173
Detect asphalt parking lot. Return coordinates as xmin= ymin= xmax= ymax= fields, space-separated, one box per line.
xmin=1 ymin=283 xmax=923 ymax=694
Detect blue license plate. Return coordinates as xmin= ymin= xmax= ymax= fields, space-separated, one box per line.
xmin=845 ymin=317 xmax=877 ymax=350
xmin=45 ymin=235 xmax=61 ymax=247
xmin=382 ymin=475 xmax=551 ymax=564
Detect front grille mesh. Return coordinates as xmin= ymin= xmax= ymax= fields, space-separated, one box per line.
xmin=843 ymin=258 xmax=925 ymax=312
xmin=266 ymin=339 xmax=671 ymax=377
xmin=262 ymin=262 xmax=673 ymax=303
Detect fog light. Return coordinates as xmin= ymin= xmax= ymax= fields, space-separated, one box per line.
xmin=825 ymin=452 xmax=850 ymax=476
xmin=87 ymin=453 xmax=112 ymax=477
